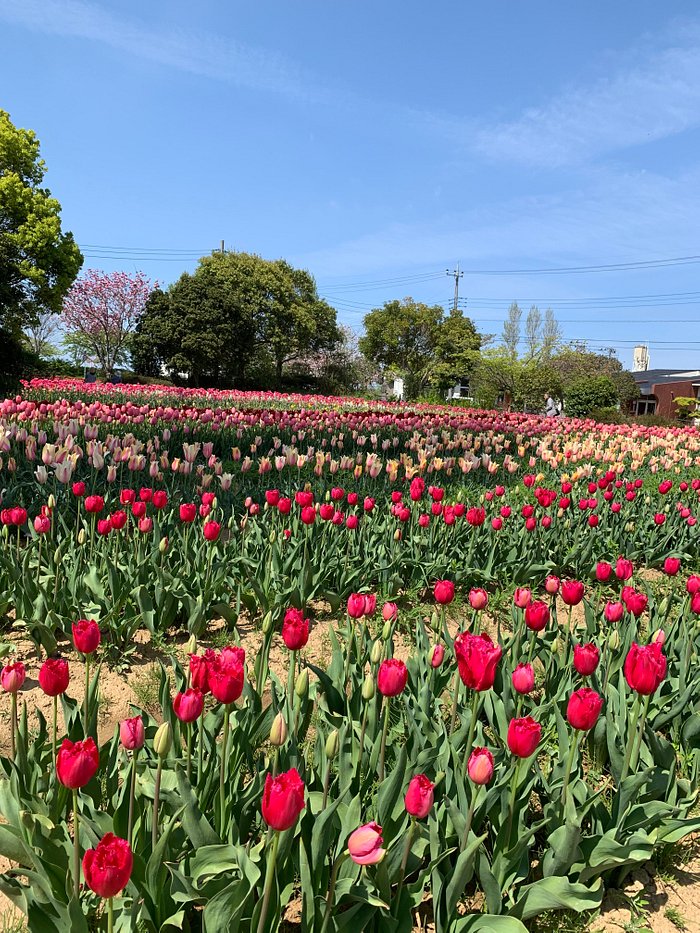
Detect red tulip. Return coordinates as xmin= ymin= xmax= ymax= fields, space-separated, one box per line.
xmin=208 ymin=648 xmax=245 ymax=704
xmin=72 ymin=619 xmax=101 ymax=655
xmin=513 ymin=587 xmax=531 ymax=609
xmin=34 ymin=515 xmax=50 ymax=534
xmin=566 ymin=688 xmax=603 ymax=731
xmin=434 ymin=580 xmax=455 ymax=605
xmin=203 ymin=521 xmax=221 ymax=542
xmin=152 ymin=490 xmax=168 ymax=509
xmin=430 ymin=644 xmax=445 ymax=668
xmin=468 ymin=747 xmax=495 ymax=784
xmin=138 ymin=516 xmax=153 ymax=534
xmin=377 ymin=658 xmax=408 ymax=696
xmin=686 ymin=575 xmax=700 ymax=595
xmin=524 ymin=600 xmax=549 ymax=631
xmin=139 ymin=487 xmax=153 ymax=502
xmin=595 ymin=562 xmax=612 ymax=583
xmin=663 ymin=557 xmax=681 ymax=576
xmin=512 ymin=662 xmax=535 ymax=694
xmin=615 ymin=557 xmax=633 ymax=581
xmin=544 ymin=575 xmax=560 ymax=595
xmin=120 ymin=489 xmax=136 ymax=505
xmin=278 ymin=497 xmax=292 ymax=515
xmin=97 ymin=518 xmax=112 ymax=536
xmin=348 ymin=821 xmax=385 ymax=864
xmin=573 ymin=643 xmax=600 ymax=676
xmin=261 ymin=767 xmax=305 ymax=831
xmin=409 ymin=477 xmax=425 ymax=501
xmin=173 ymin=688 xmax=204 ymax=723
xmin=624 ymin=642 xmax=667 ymax=696
xmin=72 ymin=481 xmax=86 ymax=497
xmin=265 ymin=489 xmax=280 ymax=507
xmin=507 ymin=716 xmax=542 ymax=758
xmin=300 ymin=506 xmax=316 ymax=525
xmin=561 ymin=580 xmax=584 ymax=606
xmin=295 ymin=490 xmax=314 ymax=508
xmin=622 ymin=588 xmax=648 ymax=617
xmin=131 ymin=500 xmax=146 ymax=519
xmin=38 ymin=658 xmax=69 ymax=697
xmin=84 ymin=495 xmax=104 ymax=514
xmin=189 ymin=650 xmax=214 ymax=694
xmin=347 ymin=593 xmax=366 ymax=618
xmin=604 ymin=601 xmax=624 ymax=623
xmin=0 ymin=662 xmax=25 ymax=693
xmin=56 ymin=737 xmax=99 ymax=788
xmin=404 ymin=774 xmax=434 ymax=819
xmin=468 ymin=588 xmax=488 ymax=611
xmin=454 ymin=631 xmax=502 ymax=691
xmin=179 ymin=503 xmax=197 ymax=523
xmin=382 ymin=601 xmax=398 ymax=621
xmin=110 ymin=510 xmax=127 ymax=530
xmin=282 ymin=608 xmax=309 ymax=651
xmin=82 ymin=833 xmax=133 ymax=899
xmin=120 ymin=716 xmax=145 ymax=750
xmin=363 ymin=595 xmax=377 ymax=617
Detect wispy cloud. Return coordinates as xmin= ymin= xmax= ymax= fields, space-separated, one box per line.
xmin=0 ymin=0 xmax=310 ymax=98
xmin=472 ymin=27 xmax=700 ymax=166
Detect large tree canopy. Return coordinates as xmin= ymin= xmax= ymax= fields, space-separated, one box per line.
xmin=0 ymin=110 xmax=82 ymax=338
xmin=359 ymin=299 xmax=480 ymax=400
xmin=132 ymin=252 xmax=341 ymax=388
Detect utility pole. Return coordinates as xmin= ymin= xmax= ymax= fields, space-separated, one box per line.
xmin=446 ymin=263 xmax=463 ymax=312
xmin=220 ymin=239 xmax=225 ymax=254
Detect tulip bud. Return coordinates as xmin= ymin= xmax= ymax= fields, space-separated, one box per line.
xmin=658 ymin=597 xmax=669 ymax=616
xmin=381 ymin=621 xmax=392 ymax=641
xmin=608 ymin=630 xmax=620 ymax=650
xmin=78 ymin=529 xmax=86 ymax=545
xmin=362 ymin=672 xmax=375 ymax=701
xmin=370 ymin=640 xmax=383 ymax=665
xmin=430 ymin=611 xmax=440 ymax=632
xmin=159 ymin=536 xmax=169 ymax=554
xmin=551 ymin=636 xmax=561 ymax=654
xmin=651 ymin=629 xmax=666 ymax=646
xmin=47 ymin=494 xmax=56 ymax=509
xmin=295 ymin=668 xmax=309 ymax=698
xmin=262 ymin=612 xmax=273 ymax=634
xmin=185 ymin=634 xmax=197 ymax=655
xmin=393 ymin=529 xmax=401 ymax=541
xmin=269 ymin=712 xmax=288 ymax=746
xmin=153 ymin=721 xmax=172 ymax=758
xmin=269 ymin=530 xmax=276 ymax=544
xmin=325 ymin=728 xmax=339 ymax=758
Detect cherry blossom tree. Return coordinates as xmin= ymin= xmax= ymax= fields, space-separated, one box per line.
xmin=61 ymin=270 xmax=155 ymax=376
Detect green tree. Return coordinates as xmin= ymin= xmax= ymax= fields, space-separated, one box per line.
xmin=0 ymin=110 xmax=82 ymax=342
xmin=431 ymin=308 xmax=481 ymax=397
xmin=565 ymin=375 xmax=619 ymax=417
xmin=132 ymin=252 xmax=340 ymax=388
xmin=551 ymin=345 xmax=638 ymax=406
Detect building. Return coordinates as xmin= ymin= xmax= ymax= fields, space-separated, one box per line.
xmin=631 ymin=368 xmax=700 ymax=419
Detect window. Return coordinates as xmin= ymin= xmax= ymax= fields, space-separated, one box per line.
xmin=634 ymin=395 xmax=657 ymax=416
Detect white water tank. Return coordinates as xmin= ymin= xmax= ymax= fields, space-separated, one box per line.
xmin=633 ymin=345 xmax=649 ymax=372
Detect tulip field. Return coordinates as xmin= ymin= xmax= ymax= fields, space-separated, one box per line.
xmin=1 ymin=378 xmax=700 ymax=932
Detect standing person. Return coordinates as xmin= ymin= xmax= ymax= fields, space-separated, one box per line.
xmin=544 ymin=392 xmax=558 ymax=417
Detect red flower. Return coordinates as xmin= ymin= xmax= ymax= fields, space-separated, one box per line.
xmin=573 ymin=643 xmax=600 ymax=676
xmin=139 ymin=488 xmax=153 ymax=502
xmin=348 ymin=821 xmax=385 ymax=864
xmin=467 ymin=747 xmax=494 ymax=784
xmin=38 ymin=658 xmax=69 ymax=696
xmin=179 ymin=503 xmax=197 ymax=523
xmin=595 ymin=562 xmax=612 ymax=582
xmin=466 ymin=506 xmax=486 ymax=526
xmin=382 ymin=602 xmax=398 ymax=621
xmin=265 ymin=489 xmax=280 ymax=507
xmin=663 ymin=557 xmax=681 ymax=576
xmin=189 ymin=651 xmax=214 ymax=694
xmin=544 ymin=575 xmax=560 ymax=595
xmin=131 ymin=500 xmax=146 ymax=519
xmin=454 ymin=632 xmax=502 ymax=691
xmin=208 ymin=648 xmax=245 ymax=704
xmin=56 ymin=737 xmax=99 ymax=788
xmin=97 ymin=518 xmax=112 ymax=536
xmin=72 ymin=481 xmax=86 ymax=497
xmin=377 ymin=658 xmax=408 ymax=696
xmin=120 ymin=489 xmax=136 ymax=505
xmin=524 ymin=600 xmax=549 ymax=631
xmin=110 ymin=510 xmax=127 ymax=530
xmin=409 ymin=477 xmax=425 ymax=501
xmin=567 ymin=688 xmax=603 ymax=731
xmin=82 ymin=833 xmax=133 ymax=899
xmin=512 ymin=662 xmax=535 ymax=694
xmin=282 ymin=608 xmax=309 ymax=651
xmin=604 ymin=601 xmax=624 ymax=623
xmin=404 ymin=774 xmax=434 ymax=819
xmin=363 ymin=594 xmax=377 ymax=617
xmin=624 ymin=642 xmax=667 ymax=695
xmin=119 ymin=716 xmax=145 ymax=750
xmin=300 ymin=506 xmax=316 ymax=525
xmin=295 ymin=491 xmax=314 ymax=508
xmin=513 ymin=587 xmax=531 ymax=609
xmin=278 ymin=497 xmax=292 ymax=515
xmin=561 ymin=580 xmax=585 ymax=606
xmin=430 ymin=644 xmax=445 ymax=667
xmin=615 ymin=557 xmax=633 ymax=580
xmin=84 ymin=495 xmax=104 ymax=514
xmin=72 ymin=619 xmax=101 ymax=655
xmin=622 ymin=588 xmax=647 ymax=617
xmin=152 ymin=490 xmax=168 ymax=509
xmin=686 ymin=575 xmax=700 ymax=595
xmin=347 ymin=593 xmax=366 ymax=618
xmin=434 ymin=580 xmax=455 ymax=605
xmin=261 ymin=767 xmax=305 ymax=831
xmin=173 ymin=688 xmax=204 ymax=723
xmin=203 ymin=521 xmax=221 ymax=542
xmin=0 ymin=662 xmax=25 ymax=693
xmin=653 ymin=513 xmax=666 ymax=525
xmin=469 ymin=588 xmax=488 ymax=611
xmin=507 ymin=716 xmax=542 ymax=758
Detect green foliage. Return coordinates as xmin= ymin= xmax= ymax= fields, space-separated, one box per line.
xmin=565 ymin=376 xmax=619 ymax=418
xmin=132 ymin=253 xmax=340 ymax=388
xmin=0 ymin=110 xmax=82 ymax=339
xmin=551 ymin=347 xmax=639 ymax=405
xmin=359 ymin=299 xmax=480 ymax=400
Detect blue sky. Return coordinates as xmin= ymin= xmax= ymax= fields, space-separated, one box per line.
xmin=3 ymin=0 xmax=700 ymax=369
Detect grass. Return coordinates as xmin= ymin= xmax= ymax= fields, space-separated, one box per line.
xmin=130 ymin=664 xmax=164 ymax=714
xmin=529 ymin=908 xmax=602 ymax=933
xmin=0 ymin=912 xmax=26 ymax=933
xmin=664 ymin=907 xmax=688 ymax=931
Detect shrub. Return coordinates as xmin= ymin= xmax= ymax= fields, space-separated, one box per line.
xmin=565 ymin=376 xmax=618 ymax=418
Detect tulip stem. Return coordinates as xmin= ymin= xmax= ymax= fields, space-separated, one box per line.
xmin=10 ymin=693 xmax=16 ymax=759
xmin=462 ymin=690 xmax=481 ymax=773
xmin=198 ymin=709 xmax=204 ymax=783
xmin=620 ymin=693 xmax=641 ymax=783
xmin=393 ymin=817 xmax=416 ymax=917
xmin=630 ymin=694 xmax=651 ymax=772
xmin=506 ymin=760 xmax=520 ymax=841
xmin=460 ymin=786 xmax=479 ymax=851
xmin=379 ymin=697 xmax=390 ymax=782
xmin=219 ymin=705 xmax=231 ymax=833
xmin=72 ymin=788 xmax=80 ymax=899
xmin=321 ymin=851 xmax=348 ymax=933
xmin=342 ymin=614 xmax=353 ymax=686
xmin=127 ymin=749 xmax=138 ymax=846
xmin=448 ymin=672 xmax=461 ymax=736
xmin=152 ymin=757 xmax=163 ymax=851
xmin=186 ymin=722 xmax=192 ymax=781
xmin=287 ymin=650 xmax=296 ymax=723
xmin=83 ymin=654 xmax=90 ymax=736
xmin=257 ymin=829 xmax=280 ymax=933
xmin=561 ymin=731 xmax=581 ymax=809
xmin=52 ymin=695 xmax=57 ymax=771
xmin=358 ymin=703 xmax=369 ymax=779
xmin=322 ymin=761 xmax=332 ymax=810
xmin=107 ymin=897 xmax=114 ymax=933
